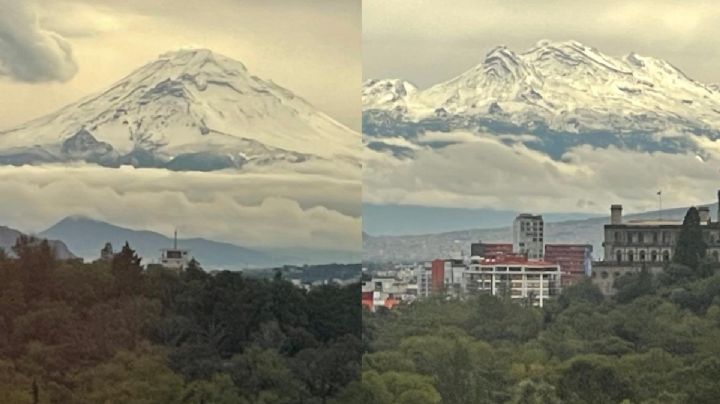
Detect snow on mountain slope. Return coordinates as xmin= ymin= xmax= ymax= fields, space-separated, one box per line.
xmin=364 ymin=40 xmax=720 ymax=140
xmin=0 ymin=49 xmax=359 ymax=170
xmin=362 ymin=79 xmax=418 ymax=113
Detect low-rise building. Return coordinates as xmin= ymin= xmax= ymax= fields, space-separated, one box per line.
xmin=464 ymin=256 xmax=561 ymax=307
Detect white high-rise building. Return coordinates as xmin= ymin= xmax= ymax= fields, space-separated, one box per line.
xmin=513 ymin=214 xmax=544 ymax=259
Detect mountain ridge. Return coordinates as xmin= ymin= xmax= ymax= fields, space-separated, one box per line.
xmin=1 ymin=48 xmax=360 ymax=171
xmin=39 ymin=216 xmax=360 ymax=268
xmin=363 ymin=40 xmax=720 ymax=159
xmin=39 ymin=215 xmax=279 ymax=269
xmin=0 ymin=225 xmax=77 ymax=260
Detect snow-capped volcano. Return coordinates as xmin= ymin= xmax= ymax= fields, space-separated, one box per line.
xmin=364 ymin=40 xmax=720 ymax=157
xmin=0 ymin=48 xmax=359 ymax=170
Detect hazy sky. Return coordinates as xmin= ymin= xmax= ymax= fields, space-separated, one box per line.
xmin=362 ymin=0 xmax=720 ymax=226
xmin=364 ymin=0 xmax=720 ymax=87
xmin=0 ymin=0 xmax=361 ymax=130
xmin=0 ymin=0 xmax=361 ymax=257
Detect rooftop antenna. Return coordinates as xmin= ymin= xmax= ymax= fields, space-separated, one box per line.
xmin=657 ymin=190 xmax=662 ymax=220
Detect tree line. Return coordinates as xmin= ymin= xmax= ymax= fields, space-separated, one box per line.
xmin=0 ymin=237 xmax=361 ymax=403
xmin=354 ymin=207 xmax=720 ymax=403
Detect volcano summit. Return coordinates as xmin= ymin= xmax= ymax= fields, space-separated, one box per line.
xmin=0 ymin=49 xmax=359 ymax=171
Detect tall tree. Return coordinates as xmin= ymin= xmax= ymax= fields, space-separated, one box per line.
xmin=673 ymin=207 xmax=707 ymax=270
xmin=12 ymin=235 xmax=56 ymax=301
xmin=111 ymin=242 xmax=143 ymax=295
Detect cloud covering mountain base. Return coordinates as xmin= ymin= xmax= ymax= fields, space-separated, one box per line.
xmin=0 ymin=162 xmax=360 ymax=256
xmin=364 ymin=131 xmax=720 ymax=216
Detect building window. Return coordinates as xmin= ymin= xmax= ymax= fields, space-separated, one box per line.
xmin=628 ymin=251 xmax=634 ymax=262
xmin=616 ymin=251 xmax=622 ymax=262
xmin=614 ymin=231 xmax=621 ymax=242
xmin=639 ymin=251 xmax=646 ymax=261
xmin=663 ymin=251 xmax=670 ymax=261
xmin=653 ymin=232 xmax=658 ymax=243
xmin=639 ymin=233 xmax=644 ymax=243
xmin=714 ymin=251 xmax=719 ymax=262
xmin=651 ymin=250 xmax=657 ymax=261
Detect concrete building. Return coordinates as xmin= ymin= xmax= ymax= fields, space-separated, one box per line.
xmin=594 ymin=192 xmax=720 ymax=295
xmin=464 ymin=256 xmax=561 ymax=307
xmin=513 ymin=214 xmax=544 ymax=259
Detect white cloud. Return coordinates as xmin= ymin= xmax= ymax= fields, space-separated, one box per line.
xmin=0 ymin=0 xmax=78 ymax=82
xmin=364 ymin=132 xmax=720 ymax=215
xmin=0 ymin=164 xmax=360 ymax=252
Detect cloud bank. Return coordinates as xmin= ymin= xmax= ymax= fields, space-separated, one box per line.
xmin=0 ymin=165 xmax=360 ymax=252
xmin=0 ymin=0 xmax=78 ymax=82
xmin=364 ymin=132 xmax=720 ymax=215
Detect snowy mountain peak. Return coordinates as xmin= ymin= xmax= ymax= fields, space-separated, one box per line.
xmin=524 ymin=39 xmax=631 ymax=75
xmin=156 ymin=47 xmax=249 ymax=77
xmin=0 ymin=49 xmax=359 ymax=170
xmin=482 ymin=46 xmax=526 ymax=80
xmin=362 ymin=78 xmax=418 ymax=111
xmin=364 ymin=40 xmax=720 ymax=157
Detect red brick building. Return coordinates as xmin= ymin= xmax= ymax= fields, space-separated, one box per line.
xmin=431 ymin=259 xmax=445 ymax=292
xmin=470 ymin=242 xmax=513 ymax=259
xmin=544 ymin=244 xmax=593 ymax=286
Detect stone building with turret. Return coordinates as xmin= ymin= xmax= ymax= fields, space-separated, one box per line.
xmin=593 ymin=191 xmax=720 ymax=295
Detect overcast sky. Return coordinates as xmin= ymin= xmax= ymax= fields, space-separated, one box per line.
xmin=362 ymin=0 xmax=720 ymax=228
xmin=0 ymin=0 xmax=361 ymax=130
xmin=364 ymin=0 xmax=720 ymax=87
xmin=0 ymin=0 xmax=361 ymax=257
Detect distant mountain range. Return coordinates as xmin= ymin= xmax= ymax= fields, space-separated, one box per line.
xmin=0 ymin=48 xmax=359 ymax=171
xmin=363 ymin=203 xmax=716 ymax=262
xmin=363 ymin=40 xmax=720 ymax=159
xmin=39 ymin=216 xmax=359 ymax=269
xmin=0 ymin=225 xmax=76 ymax=260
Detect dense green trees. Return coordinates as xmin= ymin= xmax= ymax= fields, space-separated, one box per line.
xmin=360 ymin=208 xmax=720 ymax=403
xmin=0 ymin=240 xmax=360 ymax=403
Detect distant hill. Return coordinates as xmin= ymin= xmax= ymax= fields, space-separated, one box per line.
xmin=244 ymin=263 xmax=361 ymax=284
xmin=363 ymin=203 xmax=715 ymax=262
xmin=0 ymin=225 xmax=76 ymax=260
xmin=40 ymin=216 xmax=281 ymax=269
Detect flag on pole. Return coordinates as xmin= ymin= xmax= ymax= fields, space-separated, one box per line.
xmin=657 ymin=190 xmax=662 ymax=196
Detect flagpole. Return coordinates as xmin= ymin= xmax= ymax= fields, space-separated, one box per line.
xmin=658 ymin=191 xmax=662 ymax=220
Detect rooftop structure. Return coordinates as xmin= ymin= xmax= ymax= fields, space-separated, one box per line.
xmin=160 ymin=230 xmax=190 ymax=271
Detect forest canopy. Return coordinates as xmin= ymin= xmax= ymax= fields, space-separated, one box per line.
xmin=0 ymin=237 xmax=360 ymax=403
xmin=353 ymin=207 xmax=720 ymax=404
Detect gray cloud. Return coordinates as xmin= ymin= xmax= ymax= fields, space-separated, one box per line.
xmin=364 ymin=132 xmax=720 ymax=215
xmin=0 ymin=164 xmax=361 ymax=252
xmin=0 ymin=0 xmax=78 ymax=82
